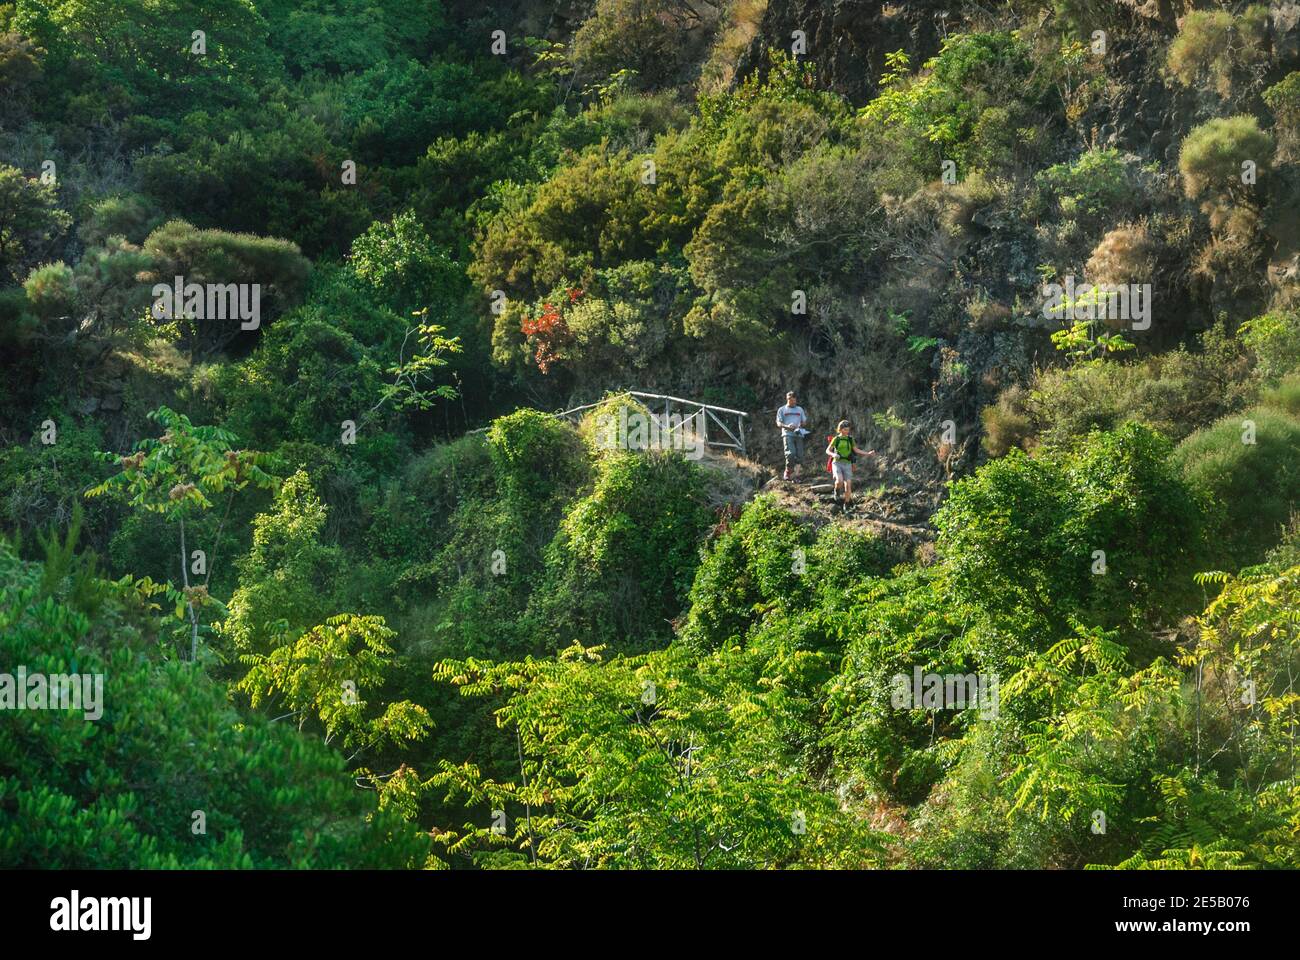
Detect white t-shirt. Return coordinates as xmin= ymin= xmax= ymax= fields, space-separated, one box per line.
xmin=778 ymin=404 xmax=806 ymax=431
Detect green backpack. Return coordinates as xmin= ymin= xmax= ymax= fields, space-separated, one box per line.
xmin=832 ymin=435 xmax=856 ymax=463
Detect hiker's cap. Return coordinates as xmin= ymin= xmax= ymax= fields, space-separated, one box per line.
xmin=837 ymin=420 xmax=851 ymax=430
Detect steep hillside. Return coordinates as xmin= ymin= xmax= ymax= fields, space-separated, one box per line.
xmin=2 ymin=0 xmax=1299 ymax=874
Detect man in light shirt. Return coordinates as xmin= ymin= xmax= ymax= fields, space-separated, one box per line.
xmin=776 ymin=391 xmax=808 ymax=481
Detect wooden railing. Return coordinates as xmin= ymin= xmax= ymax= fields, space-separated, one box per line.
xmin=558 ymin=391 xmax=749 ymax=455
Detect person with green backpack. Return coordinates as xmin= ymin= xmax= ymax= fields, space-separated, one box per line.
xmin=825 ymin=419 xmax=874 ymax=507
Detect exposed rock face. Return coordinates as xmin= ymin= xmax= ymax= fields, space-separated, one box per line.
xmin=737 ymin=0 xmax=959 ymax=104
xmin=1274 ymin=1 xmax=1300 ymax=56
xmin=734 ymin=0 xmax=1297 ymax=161
xmin=1095 ymin=24 xmax=1187 ymax=167
xmin=1097 ymin=2 xmax=1300 ymax=164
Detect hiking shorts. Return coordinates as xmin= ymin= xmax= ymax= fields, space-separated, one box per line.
xmin=832 ymin=460 xmax=852 ymax=483
xmin=782 ymin=431 xmax=805 ymax=466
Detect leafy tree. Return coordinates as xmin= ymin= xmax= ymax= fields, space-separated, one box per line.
xmin=261 ymin=0 xmax=444 ymax=77
xmin=236 ymin=613 xmax=433 ymax=767
xmin=0 ymin=537 xmax=431 ymax=868
xmin=361 ymin=308 xmax=461 ymax=425
xmin=18 ymin=0 xmax=276 ymax=114
xmin=338 ymin=57 xmax=538 ymax=167
xmin=0 ymin=164 xmax=71 ymax=282
xmin=1048 ymin=311 xmax=1136 ymax=362
xmin=824 ymin=565 xmax=972 ymax=803
xmin=217 ymin=469 xmax=343 ymax=656
xmin=1001 ymin=623 xmax=1181 ymax=836
xmin=141 ymin=219 xmax=311 ymax=357
xmin=86 ymin=406 xmax=278 ymax=660
xmin=431 ymin=642 xmax=888 ymax=868
xmin=348 ymin=211 xmax=463 ymax=315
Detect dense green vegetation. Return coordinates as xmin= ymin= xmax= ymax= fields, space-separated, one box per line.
xmin=2 ymin=0 xmax=1299 ymax=869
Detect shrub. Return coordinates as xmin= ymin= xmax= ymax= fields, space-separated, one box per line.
xmin=1085 ymin=223 xmax=1159 ymax=287
xmin=1174 ymin=405 xmax=1300 ymax=569
xmin=403 ymin=433 xmax=496 ymax=520
xmin=0 ymin=419 xmax=112 ymax=548
xmin=570 ymin=0 xmax=695 ymax=90
xmin=390 ymin=417 xmax=593 ymax=661
xmin=860 ymin=33 xmax=1048 ymax=176
xmin=78 ymin=192 xmax=163 ymax=247
xmin=982 ymin=329 xmax=1253 ymax=454
xmin=0 ymin=31 xmax=41 ymax=101
xmin=532 ymin=449 xmax=714 ymax=653
xmin=485 ymin=408 xmax=592 ymax=505
xmin=1263 ymin=71 xmax=1300 ymax=162
xmin=1031 ymin=355 xmax=1235 ymax=444
xmin=471 ymin=144 xmax=657 ymax=307
xmin=1179 ymin=116 xmax=1274 ymax=203
xmin=981 ymin=384 xmax=1036 ymax=457
xmin=338 ymin=57 xmax=537 ymax=168
xmin=576 ymin=391 xmax=654 ymax=453
xmin=939 ymin=423 xmax=1205 ymax=661
xmin=809 ymin=523 xmax=900 ymax=597
xmin=966 ymin=103 xmax=1046 ymax=176
xmin=1166 ymin=7 xmax=1269 ymax=101
xmin=217 ymin=264 xmax=450 ymax=452
xmin=1241 ymin=308 xmax=1300 ymax=381
xmin=1036 ymin=148 xmax=1135 ymax=219
xmin=562 ymin=261 xmax=683 ymax=371
xmin=1259 ymin=373 xmax=1300 ymax=418
xmin=831 ymin=427 xmax=1205 ymax=814
xmin=679 ymin=495 xmax=812 ymax=652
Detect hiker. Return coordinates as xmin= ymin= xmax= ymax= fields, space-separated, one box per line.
xmin=776 ymin=391 xmax=808 ymax=481
xmin=825 ymin=419 xmax=874 ymax=506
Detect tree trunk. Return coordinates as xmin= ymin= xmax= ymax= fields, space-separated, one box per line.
xmin=179 ymin=516 xmax=199 ymax=662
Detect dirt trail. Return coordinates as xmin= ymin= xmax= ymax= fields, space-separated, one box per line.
xmin=699 ymin=447 xmax=938 ymax=552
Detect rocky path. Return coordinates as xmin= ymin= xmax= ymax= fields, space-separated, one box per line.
xmin=761 ymin=473 xmax=935 ymax=546
xmin=699 ymin=447 xmax=943 ymax=554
